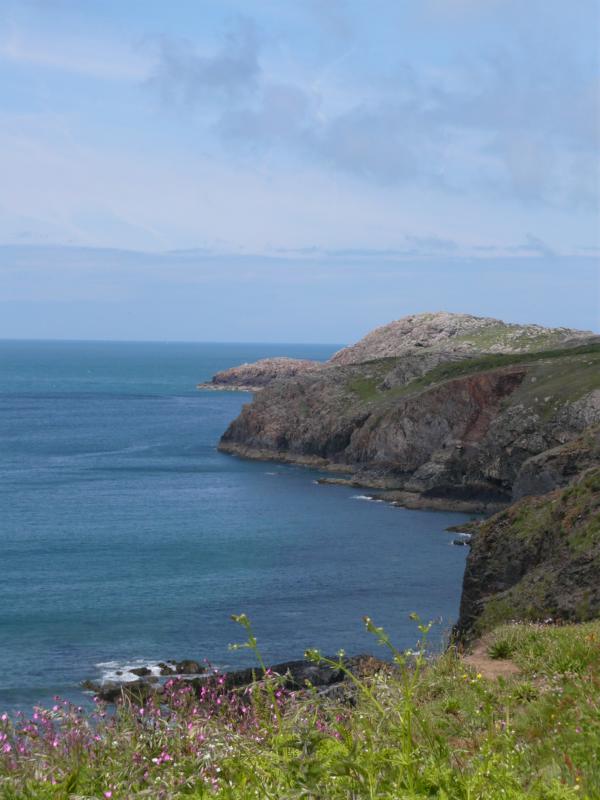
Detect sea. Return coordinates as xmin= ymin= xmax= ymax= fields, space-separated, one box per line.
xmin=0 ymin=340 xmax=471 ymax=713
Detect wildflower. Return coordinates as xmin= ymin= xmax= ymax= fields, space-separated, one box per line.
xmin=104 ymin=792 xmax=113 ymax=799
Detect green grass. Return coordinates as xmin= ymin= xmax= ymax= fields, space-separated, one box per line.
xmin=452 ymin=324 xmax=591 ymax=353
xmin=346 ymin=376 xmax=380 ymax=400
xmin=396 ymin=344 xmax=600 ymax=399
xmin=2 ymin=617 xmax=600 ymax=799
xmin=344 ymin=344 xmax=600 ymax=407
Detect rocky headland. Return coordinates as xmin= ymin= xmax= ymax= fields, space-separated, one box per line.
xmin=205 ymin=311 xmax=600 ymax=638
xmin=197 ymin=356 xmax=324 ymax=392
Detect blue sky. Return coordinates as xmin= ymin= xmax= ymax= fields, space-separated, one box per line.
xmin=0 ymin=0 xmax=598 ymax=340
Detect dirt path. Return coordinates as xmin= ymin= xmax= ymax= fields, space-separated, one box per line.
xmin=463 ymin=639 xmax=521 ymax=680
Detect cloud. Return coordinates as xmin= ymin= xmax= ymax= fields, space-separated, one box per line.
xmin=306 ymin=0 xmax=354 ymax=41
xmin=146 ymin=18 xmax=260 ymax=109
xmin=145 ymin=15 xmax=599 ymax=210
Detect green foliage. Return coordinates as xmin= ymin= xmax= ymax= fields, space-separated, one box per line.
xmin=346 ymin=376 xmax=380 ymax=400
xmin=488 ymin=638 xmax=515 ymax=660
xmin=1 ymin=618 xmax=599 ymax=799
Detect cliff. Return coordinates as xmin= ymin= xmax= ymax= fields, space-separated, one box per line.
xmin=456 ymin=466 xmax=600 ymax=640
xmin=219 ymin=342 xmax=600 ymax=506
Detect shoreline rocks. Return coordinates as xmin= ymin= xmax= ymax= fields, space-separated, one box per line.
xmin=83 ymin=654 xmax=389 ymax=704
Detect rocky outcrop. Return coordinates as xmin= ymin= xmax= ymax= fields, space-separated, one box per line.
xmin=456 ymin=467 xmax=600 ymax=640
xmin=197 ymin=357 xmax=323 ymax=392
xmin=330 ymin=312 xmax=596 ymax=366
xmin=85 ymin=654 xmax=387 ymax=703
xmin=513 ymin=425 xmax=600 ymax=499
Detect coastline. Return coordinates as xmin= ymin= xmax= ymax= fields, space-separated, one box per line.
xmin=217 ymin=440 xmax=503 ymax=514
xmin=197 ymin=383 xmax=261 ymax=393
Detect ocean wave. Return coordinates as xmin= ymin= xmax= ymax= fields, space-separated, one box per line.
xmin=94 ymin=659 xmax=164 ymax=684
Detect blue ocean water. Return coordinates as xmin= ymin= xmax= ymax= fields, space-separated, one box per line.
xmin=0 ymin=340 xmax=470 ymax=713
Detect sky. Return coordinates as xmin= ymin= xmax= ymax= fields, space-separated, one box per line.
xmin=0 ymin=0 xmax=598 ymax=341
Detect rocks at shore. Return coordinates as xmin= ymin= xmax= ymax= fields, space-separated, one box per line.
xmin=84 ymin=654 xmax=388 ymax=704
xmin=197 ymin=357 xmax=324 ymax=392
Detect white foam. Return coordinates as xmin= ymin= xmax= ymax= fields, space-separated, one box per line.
xmin=351 ymin=494 xmax=383 ymax=502
xmin=95 ymin=658 xmax=165 ymax=685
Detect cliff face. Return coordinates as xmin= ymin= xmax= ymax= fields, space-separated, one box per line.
xmin=513 ymin=425 xmax=600 ymax=499
xmin=456 ymin=466 xmax=600 ymax=640
xmin=220 ymin=344 xmax=600 ymax=504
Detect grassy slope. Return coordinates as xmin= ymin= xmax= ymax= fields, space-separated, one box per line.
xmin=345 ymin=344 xmax=600 ymax=409
xmin=1 ymin=619 xmax=599 ymax=799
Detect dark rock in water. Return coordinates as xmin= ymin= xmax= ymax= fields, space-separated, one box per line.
xmin=452 ymin=538 xmax=470 ymax=546
xmin=158 ymin=662 xmax=176 ymax=675
xmin=175 ymin=659 xmax=203 ymax=674
xmin=219 ymin=654 xmax=388 ymax=691
xmin=130 ymin=666 xmax=152 ymax=677
xmin=83 ymin=654 xmax=389 ymax=703
xmin=96 ymin=680 xmax=160 ymax=703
